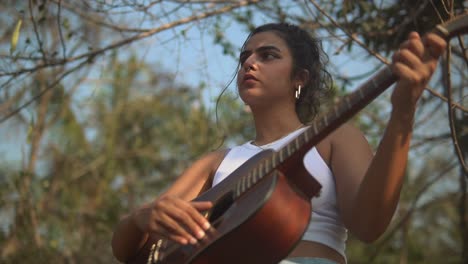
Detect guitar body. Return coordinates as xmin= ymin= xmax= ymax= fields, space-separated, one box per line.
xmin=130 ymin=150 xmax=318 ymax=264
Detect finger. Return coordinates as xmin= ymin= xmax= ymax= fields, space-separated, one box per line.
xmin=167 ymin=234 xmax=192 ymax=245
xmin=422 ymin=33 xmax=447 ymax=60
xmin=191 ymin=201 xmax=213 ymax=230
xmin=191 ymin=201 xmax=213 ymax=211
xmin=393 ymin=48 xmax=425 ymax=72
xmin=156 ymin=211 xmax=198 ymax=244
xmin=398 ymin=32 xmax=424 ymax=59
xmin=391 ymin=60 xmax=431 ymax=86
xmin=168 ymin=200 xmax=205 ymax=239
xmin=154 ymin=200 xmax=197 ymax=240
xmin=152 ymin=223 xmax=189 ymax=245
xmin=407 ymin=31 xmax=421 ymax=40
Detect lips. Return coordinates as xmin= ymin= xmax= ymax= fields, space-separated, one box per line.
xmin=243 ymin=73 xmax=258 ymax=82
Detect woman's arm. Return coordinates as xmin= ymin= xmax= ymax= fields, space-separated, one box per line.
xmin=330 ymin=117 xmax=413 ymax=242
xmin=330 ymin=32 xmax=446 ymax=242
xmin=111 ymin=149 xmax=228 ymax=262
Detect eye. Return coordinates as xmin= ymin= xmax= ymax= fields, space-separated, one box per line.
xmin=239 ymin=52 xmax=250 ymax=65
xmin=261 ymin=52 xmax=278 ymax=61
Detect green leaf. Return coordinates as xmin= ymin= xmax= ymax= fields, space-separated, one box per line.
xmin=27 ymin=124 xmax=33 ymax=144
xmin=10 ymin=19 xmax=22 ymax=54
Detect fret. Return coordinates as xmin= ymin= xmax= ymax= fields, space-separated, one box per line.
xmin=334 ymin=105 xmax=340 ymax=118
xmin=259 ymin=162 xmax=264 ymax=177
xmin=353 ymin=91 xmax=361 ymax=104
xmin=287 ymin=143 xmax=292 ymax=157
xmin=312 ymin=122 xmax=318 ymax=136
xmin=345 ymin=96 xmax=352 ymax=109
xmin=279 ymin=148 xmax=284 ymax=162
xmin=371 ymin=77 xmax=378 ymax=90
xmin=272 ymin=153 xmax=277 ymax=167
xmin=364 ymin=80 xmax=371 ymax=90
xmin=374 ymin=70 xmax=383 ymax=84
xmin=383 ymin=66 xmax=393 ymax=82
xmin=246 ymin=174 xmax=251 ymax=189
xmin=358 ymin=86 xmax=364 ymax=99
xmin=304 ymin=129 xmax=309 ymax=142
xmin=236 ymin=182 xmax=241 ymax=197
xmin=241 ymin=176 xmax=246 ymax=192
xmin=252 ymin=167 xmax=257 ymax=181
xmin=290 ymin=142 xmax=296 ymax=153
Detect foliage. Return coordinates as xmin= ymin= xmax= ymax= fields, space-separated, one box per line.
xmin=0 ymin=0 xmax=466 ymax=263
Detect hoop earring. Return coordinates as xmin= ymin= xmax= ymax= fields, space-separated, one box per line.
xmin=295 ymin=85 xmax=302 ymax=99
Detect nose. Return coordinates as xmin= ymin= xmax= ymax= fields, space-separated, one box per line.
xmin=242 ymin=54 xmax=257 ymax=72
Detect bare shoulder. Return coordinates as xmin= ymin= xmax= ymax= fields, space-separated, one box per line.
xmin=316 ymin=122 xmax=367 ymax=165
xmin=204 ymin=148 xmax=231 ymax=164
xmin=195 ymin=148 xmax=231 ymax=175
xmin=329 ymin=122 xmax=372 ymax=162
xmin=330 ymin=122 xmax=367 ymax=144
xmin=161 ymin=148 xmax=230 ymax=200
xmin=327 ymin=122 xmax=373 ymax=184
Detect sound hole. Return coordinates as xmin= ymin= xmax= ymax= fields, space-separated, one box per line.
xmin=206 ymin=192 xmax=234 ymax=227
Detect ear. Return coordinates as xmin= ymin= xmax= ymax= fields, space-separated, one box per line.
xmin=294 ymin=69 xmax=309 ymax=87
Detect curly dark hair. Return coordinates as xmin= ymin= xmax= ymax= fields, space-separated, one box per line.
xmin=241 ymin=23 xmax=333 ymax=124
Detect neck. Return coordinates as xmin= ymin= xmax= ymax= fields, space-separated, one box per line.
xmin=250 ymin=104 xmax=304 ymax=146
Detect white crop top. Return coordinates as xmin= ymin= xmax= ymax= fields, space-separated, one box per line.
xmin=212 ymin=127 xmax=347 ymax=260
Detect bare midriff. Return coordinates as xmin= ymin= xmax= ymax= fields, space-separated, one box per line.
xmin=288 ymin=240 xmax=345 ymax=264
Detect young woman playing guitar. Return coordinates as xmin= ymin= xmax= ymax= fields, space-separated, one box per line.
xmin=111 ymin=22 xmax=447 ymax=264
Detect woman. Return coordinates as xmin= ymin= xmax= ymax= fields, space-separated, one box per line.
xmin=111 ymin=23 xmax=447 ymax=264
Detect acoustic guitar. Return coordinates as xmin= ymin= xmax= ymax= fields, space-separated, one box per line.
xmin=127 ymin=13 xmax=468 ymax=264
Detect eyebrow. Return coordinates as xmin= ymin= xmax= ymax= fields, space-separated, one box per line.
xmin=240 ymin=45 xmax=282 ymax=57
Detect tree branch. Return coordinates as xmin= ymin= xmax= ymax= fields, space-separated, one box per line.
xmin=0 ymin=0 xmax=260 ymax=78
xmin=445 ymin=43 xmax=468 ymax=174
xmin=304 ymin=0 xmax=467 ymax=114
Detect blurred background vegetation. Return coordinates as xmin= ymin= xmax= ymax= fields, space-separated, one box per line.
xmin=0 ymin=1 xmax=466 ymax=263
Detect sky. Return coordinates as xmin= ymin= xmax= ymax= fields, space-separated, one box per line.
xmin=0 ymin=3 xmax=386 ymax=168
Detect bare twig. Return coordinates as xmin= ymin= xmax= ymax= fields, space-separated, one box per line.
xmin=304 ymin=0 xmax=467 ymax=114
xmin=457 ymin=32 xmax=468 ymax=72
xmin=0 ymin=0 xmax=260 ymax=78
xmin=0 ymin=0 xmax=260 ymax=124
xmin=28 ymin=0 xmax=47 ymax=61
xmin=445 ymin=44 xmax=468 ymax=174
xmin=56 ymin=0 xmax=67 ymax=59
xmin=305 ymin=0 xmax=388 ymax=64
xmin=0 ymin=59 xmax=91 ymax=124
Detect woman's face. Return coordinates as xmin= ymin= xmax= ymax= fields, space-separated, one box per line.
xmin=237 ymin=31 xmax=297 ymax=107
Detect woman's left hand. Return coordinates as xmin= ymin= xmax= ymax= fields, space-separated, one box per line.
xmin=391 ymin=32 xmax=447 ymax=116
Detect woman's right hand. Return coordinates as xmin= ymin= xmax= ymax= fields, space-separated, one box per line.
xmin=131 ymin=195 xmax=212 ymax=245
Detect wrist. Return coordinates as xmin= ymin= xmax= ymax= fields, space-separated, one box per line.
xmin=391 ymin=101 xmax=416 ymax=119
xmin=129 ymin=206 xmax=146 ymax=233
xmin=389 ymin=108 xmax=415 ymax=132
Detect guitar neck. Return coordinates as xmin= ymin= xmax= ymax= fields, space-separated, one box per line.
xmin=275 ymin=65 xmax=397 ymax=167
